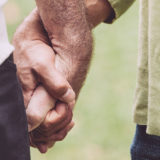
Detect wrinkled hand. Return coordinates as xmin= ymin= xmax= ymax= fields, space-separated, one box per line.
xmin=13 ymin=39 xmax=75 ymax=108
xmin=13 ymin=2 xmax=92 ymax=152
xmin=13 ymin=9 xmax=75 ymax=153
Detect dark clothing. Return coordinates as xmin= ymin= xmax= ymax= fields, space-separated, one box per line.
xmin=131 ymin=125 xmax=160 ymax=160
xmin=0 ymin=55 xmax=30 ymax=160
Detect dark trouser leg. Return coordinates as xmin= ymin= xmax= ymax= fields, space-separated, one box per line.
xmin=0 ymin=55 xmax=30 ymax=160
xmin=131 ymin=125 xmax=160 ymax=160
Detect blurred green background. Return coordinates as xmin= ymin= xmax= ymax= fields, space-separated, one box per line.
xmin=3 ymin=0 xmax=139 ymax=159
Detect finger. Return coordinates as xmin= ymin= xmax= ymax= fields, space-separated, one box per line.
xmin=39 ymin=67 xmax=75 ymax=105
xmin=47 ymin=106 xmax=73 ymax=135
xmin=49 ymin=121 xmax=74 ymax=142
xmin=29 ymin=131 xmax=48 ymax=153
xmin=32 ymin=49 xmax=75 ymax=105
xmin=33 ymin=122 xmax=74 ymax=153
xmin=32 ymin=121 xmax=74 ymax=143
xmin=40 ymin=102 xmax=69 ymax=132
xmin=38 ymin=102 xmax=72 ymax=137
xmin=26 ymin=85 xmax=56 ymax=132
xmin=37 ymin=143 xmax=48 ymax=154
xmin=36 ymin=142 xmax=55 ymax=154
xmin=29 ymin=133 xmax=55 ymax=153
xmin=29 ymin=103 xmax=69 ymax=141
xmin=29 ymin=132 xmax=37 ymax=148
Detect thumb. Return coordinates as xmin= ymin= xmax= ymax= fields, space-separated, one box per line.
xmin=34 ymin=59 xmax=75 ymax=106
xmin=31 ymin=43 xmax=75 ymax=106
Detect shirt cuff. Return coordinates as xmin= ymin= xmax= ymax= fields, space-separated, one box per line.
xmin=105 ymin=0 xmax=135 ymax=23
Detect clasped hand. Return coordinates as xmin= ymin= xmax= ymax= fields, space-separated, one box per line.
xmin=13 ymin=0 xmax=93 ymax=153
xmin=13 ymin=9 xmax=76 ymax=153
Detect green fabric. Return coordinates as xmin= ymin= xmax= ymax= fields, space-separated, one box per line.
xmin=108 ymin=0 xmax=160 ymax=136
xmin=133 ymin=1 xmax=149 ymax=128
xmin=107 ymin=0 xmax=135 ymax=20
xmin=145 ymin=0 xmax=160 ymax=135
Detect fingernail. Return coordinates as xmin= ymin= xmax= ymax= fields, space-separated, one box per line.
xmin=38 ymin=144 xmax=48 ymax=154
xmin=62 ymin=88 xmax=75 ymax=103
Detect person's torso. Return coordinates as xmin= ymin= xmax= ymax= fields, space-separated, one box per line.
xmin=0 ymin=0 xmax=14 ymax=65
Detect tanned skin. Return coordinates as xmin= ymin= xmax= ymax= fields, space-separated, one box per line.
xmin=13 ymin=0 xmax=114 ymax=153
xmin=85 ymin=0 xmax=115 ymax=28
xmin=35 ymin=0 xmax=93 ymax=95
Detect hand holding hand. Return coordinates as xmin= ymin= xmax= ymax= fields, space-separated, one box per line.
xmin=13 ymin=9 xmax=76 ymax=153
xmin=13 ymin=5 xmax=92 ymax=153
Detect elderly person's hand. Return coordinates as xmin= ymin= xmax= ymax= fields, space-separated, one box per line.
xmin=13 ymin=7 xmax=92 ymax=153
xmin=13 ymin=9 xmax=76 ymax=152
xmin=30 ymin=0 xmax=114 ymax=152
xmin=13 ymin=0 xmax=114 ymax=153
xmin=13 ymin=12 xmax=75 ymax=109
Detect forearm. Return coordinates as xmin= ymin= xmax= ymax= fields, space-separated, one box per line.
xmin=31 ymin=0 xmax=113 ymax=96
xmin=63 ymin=0 xmax=114 ymax=94
xmin=35 ymin=0 xmax=114 ymax=30
xmin=35 ymin=0 xmax=90 ymax=43
xmin=35 ymin=0 xmax=93 ymax=97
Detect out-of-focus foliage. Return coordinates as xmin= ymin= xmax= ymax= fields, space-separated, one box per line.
xmin=4 ymin=0 xmax=138 ymax=159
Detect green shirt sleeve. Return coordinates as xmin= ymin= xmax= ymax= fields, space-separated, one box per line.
xmin=106 ymin=0 xmax=135 ymax=23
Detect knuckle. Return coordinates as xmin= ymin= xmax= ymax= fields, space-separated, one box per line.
xmin=53 ymin=84 xmax=68 ymax=97
xmin=32 ymin=58 xmax=47 ymax=73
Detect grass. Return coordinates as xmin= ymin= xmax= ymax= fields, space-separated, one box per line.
xmin=4 ymin=0 xmax=139 ymax=159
